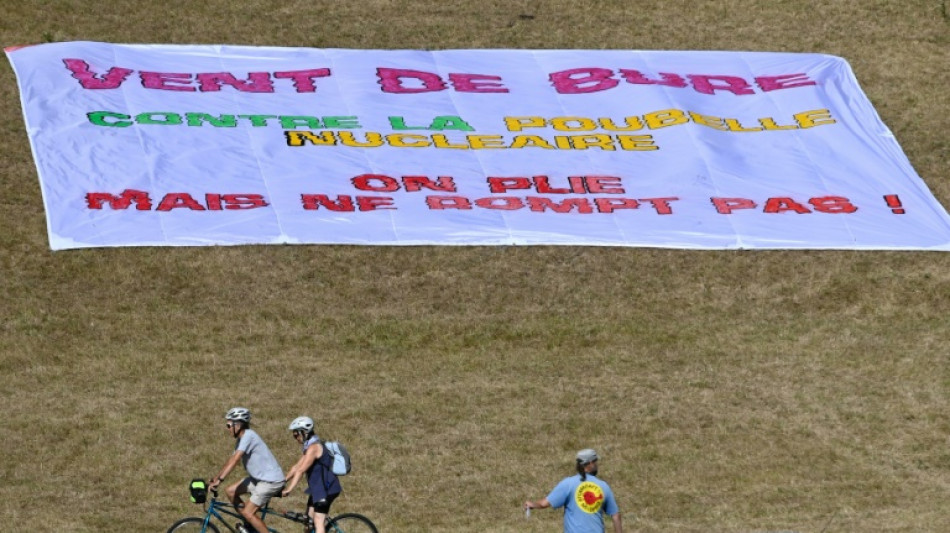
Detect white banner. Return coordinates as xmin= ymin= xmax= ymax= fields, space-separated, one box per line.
xmin=7 ymin=41 xmax=950 ymax=250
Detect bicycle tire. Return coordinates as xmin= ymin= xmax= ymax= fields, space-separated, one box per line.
xmin=325 ymin=513 xmax=378 ymax=533
xmin=166 ymin=516 xmax=222 ymax=533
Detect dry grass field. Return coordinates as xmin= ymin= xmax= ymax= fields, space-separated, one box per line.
xmin=2 ymin=1 xmax=949 ymax=531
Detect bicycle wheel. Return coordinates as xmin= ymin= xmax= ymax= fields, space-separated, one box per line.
xmin=166 ymin=517 xmax=222 ymax=533
xmin=326 ymin=513 xmax=378 ymax=533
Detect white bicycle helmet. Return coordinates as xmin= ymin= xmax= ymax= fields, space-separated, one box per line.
xmin=288 ymin=416 xmax=314 ymax=433
xmin=225 ymin=407 xmax=251 ymax=423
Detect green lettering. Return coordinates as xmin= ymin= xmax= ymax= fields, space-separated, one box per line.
xmin=323 ymin=116 xmax=361 ymax=129
xmin=430 ymin=115 xmax=474 ymax=131
xmin=87 ymin=111 xmax=132 ymax=127
xmin=185 ymin=113 xmax=238 ymax=127
xmin=279 ymin=116 xmax=323 ymax=129
xmin=135 ymin=112 xmax=182 ymax=125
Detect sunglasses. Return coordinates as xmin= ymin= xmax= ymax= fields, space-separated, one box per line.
xmin=226 ymin=422 xmax=235 ymax=429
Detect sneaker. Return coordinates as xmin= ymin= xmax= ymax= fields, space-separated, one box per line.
xmin=235 ymin=523 xmax=251 ymax=533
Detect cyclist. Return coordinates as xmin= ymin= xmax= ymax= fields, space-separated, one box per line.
xmin=208 ymin=407 xmax=286 ymax=533
xmin=281 ymin=416 xmax=342 ymax=533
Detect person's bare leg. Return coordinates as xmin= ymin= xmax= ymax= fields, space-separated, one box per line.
xmin=310 ymin=507 xmax=329 ymax=533
xmin=241 ymin=501 xmax=267 ymax=533
xmin=226 ymin=481 xmax=246 ymax=508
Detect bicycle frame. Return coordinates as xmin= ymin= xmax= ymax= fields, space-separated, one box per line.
xmin=195 ymin=490 xmax=311 ymax=533
xmin=202 ymin=496 xmax=253 ymax=532
xmin=171 ymin=485 xmax=376 ymax=533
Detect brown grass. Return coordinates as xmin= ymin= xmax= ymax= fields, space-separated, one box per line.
xmin=2 ymin=1 xmax=950 ymax=532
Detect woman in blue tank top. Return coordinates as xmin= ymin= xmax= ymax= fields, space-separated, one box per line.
xmin=282 ymin=416 xmax=342 ymax=533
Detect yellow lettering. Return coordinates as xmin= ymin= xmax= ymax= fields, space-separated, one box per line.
xmin=599 ymin=117 xmax=644 ymax=131
xmin=467 ymin=135 xmax=506 ymax=149
xmin=551 ymin=117 xmax=597 ymax=131
xmin=431 ymin=134 xmax=470 ymax=149
xmin=509 ymin=135 xmax=555 ymax=149
xmin=554 ymin=136 xmax=573 ymax=149
xmin=689 ymin=112 xmax=728 ymax=131
xmin=759 ymin=118 xmax=799 ymax=130
xmin=284 ymin=131 xmax=336 ymax=146
xmin=617 ymin=135 xmax=658 ymax=151
xmin=724 ymin=119 xmax=763 ymax=132
xmin=386 ymin=134 xmax=430 ymax=148
xmin=504 ymin=116 xmax=545 ymax=131
xmin=338 ymin=131 xmax=384 ymax=147
xmin=644 ymin=109 xmax=688 ymax=129
xmin=569 ymin=134 xmax=615 ymax=150
xmin=795 ymin=109 xmax=836 ymax=128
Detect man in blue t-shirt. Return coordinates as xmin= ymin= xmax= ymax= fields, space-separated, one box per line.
xmin=524 ymin=448 xmax=623 ymax=533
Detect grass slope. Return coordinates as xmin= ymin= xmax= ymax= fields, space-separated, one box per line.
xmin=1 ymin=2 xmax=949 ymax=531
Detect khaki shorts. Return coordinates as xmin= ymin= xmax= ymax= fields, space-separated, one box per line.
xmin=238 ymin=477 xmax=285 ymax=507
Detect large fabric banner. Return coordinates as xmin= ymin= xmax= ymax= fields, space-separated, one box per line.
xmin=7 ymin=41 xmax=950 ymax=250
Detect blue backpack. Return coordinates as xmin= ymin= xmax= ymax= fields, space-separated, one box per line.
xmin=323 ymin=440 xmax=351 ymax=476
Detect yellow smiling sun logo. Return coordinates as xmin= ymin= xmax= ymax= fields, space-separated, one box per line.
xmin=575 ymin=481 xmax=605 ymax=514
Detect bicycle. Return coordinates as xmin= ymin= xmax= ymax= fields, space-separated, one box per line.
xmin=167 ymin=481 xmax=378 ymax=533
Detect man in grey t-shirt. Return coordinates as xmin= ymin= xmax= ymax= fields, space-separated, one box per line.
xmin=209 ymin=407 xmax=285 ymax=533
